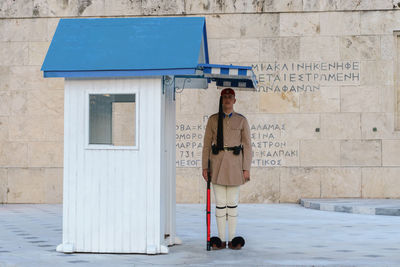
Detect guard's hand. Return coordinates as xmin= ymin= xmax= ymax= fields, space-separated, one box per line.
xmin=202 ymin=169 xmax=209 ymax=182
xmin=243 ymin=170 xmax=250 ymax=183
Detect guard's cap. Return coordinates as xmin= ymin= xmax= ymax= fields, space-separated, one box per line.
xmin=221 ymin=88 xmax=235 ymax=96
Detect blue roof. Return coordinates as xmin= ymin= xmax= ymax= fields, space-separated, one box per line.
xmin=41 ymin=17 xmax=209 ymax=78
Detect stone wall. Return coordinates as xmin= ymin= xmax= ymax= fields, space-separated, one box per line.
xmin=1 ymin=0 xmax=400 ymax=203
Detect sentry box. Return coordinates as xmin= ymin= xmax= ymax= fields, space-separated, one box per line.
xmin=41 ymin=16 xmax=258 ymax=254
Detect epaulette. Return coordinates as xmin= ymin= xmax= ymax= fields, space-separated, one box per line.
xmin=235 ymin=112 xmax=246 ymax=118
xmin=209 ymin=113 xmax=219 ymax=119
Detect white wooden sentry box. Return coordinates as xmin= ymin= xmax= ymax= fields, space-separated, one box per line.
xmin=41 ymin=16 xmax=257 ymax=254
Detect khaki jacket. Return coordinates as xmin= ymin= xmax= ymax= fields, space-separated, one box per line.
xmin=202 ymin=111 xmax=252 ymax=186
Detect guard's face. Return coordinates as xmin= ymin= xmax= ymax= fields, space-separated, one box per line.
xmin=222 ymin=94 xmax=236 ymax=109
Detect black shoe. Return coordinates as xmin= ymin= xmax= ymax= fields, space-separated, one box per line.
xmin=210 ymin=236 xmax=226 ymax=250
xmin=228 ymin=236 xmax=245 ymax=250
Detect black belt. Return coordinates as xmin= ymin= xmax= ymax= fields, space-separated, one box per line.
xmin=223 ymin=146 xmax=240 ymax=151
xmin=212 ymin=144 xmax=242 ymax=155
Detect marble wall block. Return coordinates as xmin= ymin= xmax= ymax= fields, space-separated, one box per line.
xmin=42 ymin=167 xmax=62 ymax=203
xmin=0 ymin=0 xmax=33 ymax=17
xmin=279 ymin=37 xmax=301 ymax=61
xmin=360 ymin=11 xmax=400 ymax=35
xmin=216 ymin=90 xmax=260 ymax=114
xmin=6 ymin=167 xmax=62 ymax=203
xmin=277 ymin=114 xmax=320 ymax=140
xmin=176 ymin=167 xmax=200 ymax=203
xmin=6 ymin=66 xmax=64 ymax=91
xmin=26 ymin=89 xmax=64 ymax=116
xmin=380 ymin=34 xmax=395 ymax=60
xmin=0 ymin=42 xmax=29 ymax=66
xmin=340 ymin=140 xmax=381 ymax=166
xmin=320 ymin=167 xmax=362 ymax=197
xmin=239 ymin=13 xmax=280 ymax=38
xmin=0 ymin=142 xmax=28 ymax=167
xmin=239 ymin=167 xmax=280 ymax=203
xmin=303 ymin=0 xmax=339 ymax=11
xmin=300 ymin=36 xmax=340 ymax=61
xmin=10 ymin=90 xmax=28 ymax=115
xmin=141 ymin=0 xmax=185 ymax=15
xmin=362 ymin=167 xmax=400 ymax=197
xmin=259 ymin=38 xmax=280 ymax=61
xmin=219 ymin=38 xmax=259 ymax=63
xmin=320 ymin=113 xmax=361 ymax=139
xmin=27 ymin=141 xmax=63 ymax=168
xmin=320 ymin=12 xmax=360 ymax=36
xmin=207 ymin=38 xmax=220 ymax=63
xmin=299 ymin=86 xmax=340 ymax=112
xmin=259 ymin=91 xmax=300 ymax=113
xmin=103 ymin=0 xmax=142 ymax=16
xmin=272 ymin=0 xmax=303 ymax=12
xmin=382 ymin=86 xmax=395 ymax=113
xmin=178 ymin=86 xmax=219 ymax=115
xmin=0 ymin=117 xmax=8 ymax=142
xmin=0 ymin=91 xmax=11 ymax=116
xmin=280 ymin=167 xmax=321 ymax=202
xmin=280 ymin=12 xmax=320 ymax=36
xmin=339 ymin=35 xmax=380 ymax=60
xmin=0 ymin=66 xmax=9 ymax=91
xmin=0 ymin=18 xmax=47 ymax=42
xmin=6 ymin=167 xmax=45 ymax=203
xmin=47 ymin=18 xmax=59 ymax=41
xmin=361 ymin=112 xmax=395 ymax=139
xmin=382 ymin=139 xmax=400 ymax=166
xmin=183 ymin=0 xmax=218 ymax=14
xmin=340 ymin=86 xmax=381 ymax=112
xmin=260 ymin=37 xmax=301 ymax=61
xmin=34 ymin=0 xmax=106 ymax=17
xmin=339 ymin=0 xmax=393 ymax=10
xmin=206 ymin=14 xmax=242 ymax=38
xmin=28 ymin=42 xmax=50 ymax=66
xmin=300 ymin=140 xmax=340 ymax=166
xmin=9 ymin=116 xmax=47 ymax=142
xmin=44 ymin=116 xmax=64 ymax=142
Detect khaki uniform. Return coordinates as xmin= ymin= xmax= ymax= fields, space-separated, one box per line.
xmin=202 ymin=111 xmax=252 ymax=186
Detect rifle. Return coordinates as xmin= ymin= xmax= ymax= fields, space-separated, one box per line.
xmin=206 ymin=159 xmax=211 ymax=251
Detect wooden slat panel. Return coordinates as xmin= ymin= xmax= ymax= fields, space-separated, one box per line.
xmin=63 ymin=77 xmax=162 ymax=253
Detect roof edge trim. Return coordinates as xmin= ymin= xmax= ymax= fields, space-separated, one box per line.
xmin=43 ymin=68 xmax=197 ymax=78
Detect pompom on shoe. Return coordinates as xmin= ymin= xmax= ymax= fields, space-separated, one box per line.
xmin=228 ymin=236 xmax=245 ymax=250
xmin=210 ymin=236 xmax=226 ymax=250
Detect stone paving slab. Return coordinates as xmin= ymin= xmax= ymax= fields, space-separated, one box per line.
xmin=0 ymin=203 xmax=400 ymax=266
xmin=300 ymin=198 xmax=400 ymax=216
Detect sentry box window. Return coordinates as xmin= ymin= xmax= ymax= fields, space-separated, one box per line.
xmin=88 ymin=94 xmax=137 ymax=148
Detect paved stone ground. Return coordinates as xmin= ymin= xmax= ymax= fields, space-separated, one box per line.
xmin=0 ymin=203 xmax=400 ymax=266
xmin=301 ymin=198 xmax=400 ymax=216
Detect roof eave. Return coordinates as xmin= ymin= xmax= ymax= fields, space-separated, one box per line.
xmin=43 ymin=68 xmax=197 ymax=78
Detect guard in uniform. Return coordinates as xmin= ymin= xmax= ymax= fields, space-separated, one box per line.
xmin=202 ymin=88 xmax=252 ymax=250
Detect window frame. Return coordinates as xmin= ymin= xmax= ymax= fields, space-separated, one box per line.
xmin=84 ymin=88 xmax=140 ymax=150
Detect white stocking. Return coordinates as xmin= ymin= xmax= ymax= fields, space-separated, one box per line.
xmin=227 ymin=185 xmax=240 ymax=242
xmin=212 ymin=183 xmax=227 ymax=242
